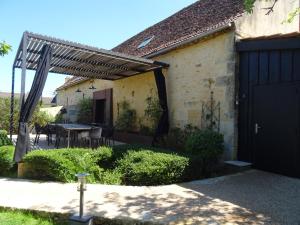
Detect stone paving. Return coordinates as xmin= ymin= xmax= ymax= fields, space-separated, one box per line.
xmin=0 ymin=170 xmax=299 ymax=224
xmin=11 ymin=134 xmax=125 ymax=150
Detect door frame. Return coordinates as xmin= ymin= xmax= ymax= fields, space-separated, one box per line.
xmin=93 ymin=88 xmax=113 ymax=125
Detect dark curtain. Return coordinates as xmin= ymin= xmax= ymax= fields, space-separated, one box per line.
xmin=14 ymin=44 xmax=52 ymax=162
xmin=152 ymin=68 xmax=169 ymax=144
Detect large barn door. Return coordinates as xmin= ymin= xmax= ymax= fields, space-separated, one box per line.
xmin=252 ymin=83 xmax=300 ymax=177
xmin=237 ymin=37 xmax=300 ymax=178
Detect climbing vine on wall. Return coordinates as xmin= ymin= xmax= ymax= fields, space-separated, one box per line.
xmin=201 ymin=79 xmax=220 ymax=132
xmin=116 ymin=100 xmax=136 ymax=132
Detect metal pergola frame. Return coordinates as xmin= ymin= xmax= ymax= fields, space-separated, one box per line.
xmin=10 ymin=31 xmax=169 ymax=138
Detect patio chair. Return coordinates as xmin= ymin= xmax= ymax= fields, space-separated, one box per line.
xmin=77 ymin=131 xmax=90 ymax=147
xmin=43 ymin=124 xmax=56 ymax=146
xmin=55 ymin=125 xmax=68 ymax=148
xmin=102 ymin=126 xmax=115 ymax=146
xmin=88 ymin=127 xmax=103 ymax=149
xmin=34 ymin=123 xmax=48 ymax=145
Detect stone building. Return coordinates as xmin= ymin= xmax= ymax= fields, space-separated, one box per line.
xmin=56 ymin=0 xmax=300 ymax=163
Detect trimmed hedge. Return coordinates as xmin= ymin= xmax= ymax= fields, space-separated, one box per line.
xmin=0 ymin=145 xmax=15 ymax=176
xmin=0 ymin=130 xmax=12 ymax=147
xmin=23 ymin=149 xmax=102 ymax=183
xmin=21 ymin=141 xmax=224 ymax=185
xmin=116 ymin=150 xmax=189 ymax=185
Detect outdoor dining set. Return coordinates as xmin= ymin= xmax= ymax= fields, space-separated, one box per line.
xmin=34 ymin=123 xmax=114 ymax=149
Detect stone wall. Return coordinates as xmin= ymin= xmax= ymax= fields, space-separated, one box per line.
xmin=56 ymin=79 xmax=113 ymax=106
xmin=112 ymin=31 xmax=237 ymax=159
xmin=235 ymin=0 xmax=299 ymax=39
xmin=56 ymin=32 xmax=237 ymax=159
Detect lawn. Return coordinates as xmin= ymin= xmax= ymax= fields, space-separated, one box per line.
xmin=0 ymin=209 xmax=64 ymax=225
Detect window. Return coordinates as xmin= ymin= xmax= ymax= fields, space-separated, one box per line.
xmin=137 ymin=36 xmax=154 ymax=49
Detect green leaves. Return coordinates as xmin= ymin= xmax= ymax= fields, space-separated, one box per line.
xmin=244 ymin=0 xmax=256 ymax=13
xmin=0 ymin=41 xmax=12 ymax=56
xmin=283 ymin=7 xmax=300 ymax=23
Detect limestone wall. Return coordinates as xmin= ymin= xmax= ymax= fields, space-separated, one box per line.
xmin=235 ymin=0 xmax=299 ymax=39
xmin=112 ymin=32 xmax=237 ymax=159
xmin=56 ymin=79 xmax=113 ymax=106
xmin=56 ymin=32 xmax=237 ymax=159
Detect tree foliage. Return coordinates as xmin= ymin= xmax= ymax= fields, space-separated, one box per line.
xmin=244 ymin=0 xmax=299 ymax=22
xmin=0 ymin=41 xmax=11 ymax=56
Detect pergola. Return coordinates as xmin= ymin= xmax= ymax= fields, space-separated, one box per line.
xmin=11 ymin=31 xmax=169 ymax=161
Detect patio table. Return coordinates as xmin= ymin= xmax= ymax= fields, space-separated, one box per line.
xmin=55 ymin=124 xmax=97 ymax=148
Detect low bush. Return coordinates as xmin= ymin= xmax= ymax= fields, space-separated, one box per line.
xmin=116 ymin=150 xmax=189 ymax=185
xmin=185 ymin=129 xmax=224 ymax=158
xmin=99 ymin=170 xmax=122 ymax=185
xmin=0 ymin=145 xmax=15 ymax=176
xmin=161 ymin=125 xmax=200 ymax=151
xmin=23 ymin=149 xmax=102 ymax=183
xmin=77 ymin=98 xmax=93 ymax=124
xmin=20 ymin=142 xmax=223 ymax=185
xmin=184 ymin=129 xmax=224 ymax=177
xmin=0 ymin=130 xmax=13 ymax=146
xmin=92 ymin=146 xmax=113 ymax=169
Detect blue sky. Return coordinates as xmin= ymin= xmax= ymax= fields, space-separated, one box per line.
xmin=0 ymin=0 xmax=196 ymax=97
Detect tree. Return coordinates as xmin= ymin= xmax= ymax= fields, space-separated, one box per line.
xmin=0 ymin=41 xmax=11 ymax=56
xmin=244 ymin=0 xmax=300 ymax=23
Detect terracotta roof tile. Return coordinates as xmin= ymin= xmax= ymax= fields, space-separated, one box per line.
xmin=113 ymin=0 xmax=244 ymax=57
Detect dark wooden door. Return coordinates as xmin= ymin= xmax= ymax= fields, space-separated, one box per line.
xmin=237 ymin=37 xmax=300 ymax=178
xmin=252 ymin=83 xmax=300 ymax=177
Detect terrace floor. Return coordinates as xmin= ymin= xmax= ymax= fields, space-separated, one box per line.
xmin=0 ymin=170 xmax=299 ymax=224
xmin=11 ymin=134 xmax=125 ymax=150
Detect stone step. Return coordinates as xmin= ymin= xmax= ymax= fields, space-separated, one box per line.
xmin=224 ymin=160 xmax=252 ymax=172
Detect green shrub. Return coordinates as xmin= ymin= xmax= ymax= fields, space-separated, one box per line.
xmin=23 ymin=149 xmax=102 ymax=183
xmin=162 ymin=125 xmax=200 ymax=151
xmin=92 ymin=146 xmax=113 ymax=169
xmin=185 ymin=129 xmax=224 ymax=158
xmin=77 ymin=98 xmax=93 ymax=124
xmin=0 ymin=130 xmax=12 ymax=146
xmin=31 ymin=110 xmax=54 ymax=127
xmin=116 ymin=150 xmax=189 ymax=185
xmin=115 ymin=100 xmax=136 ymax=132
xmin=0 ymin=145 xmax=15 ymax=176
xmin=0 ymin=97 xmax=19 ymax=134
xmin=0 ymin=97 xmax=50 ymax=134
xmin=99 ymin=170 xmax=122 ymax=185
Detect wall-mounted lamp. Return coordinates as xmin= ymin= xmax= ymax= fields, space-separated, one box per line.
xmin=89 ymin=80 xmax=96 ymax=90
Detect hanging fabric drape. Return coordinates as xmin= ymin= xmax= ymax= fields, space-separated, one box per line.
xmin=152 ymin=68 xmax=169 ymax=144
xmin=14 ymin=44 xmax=52 ymax=162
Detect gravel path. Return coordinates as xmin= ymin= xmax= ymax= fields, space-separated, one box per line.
xmin=0 ymin=170 xmax=299 ymax=224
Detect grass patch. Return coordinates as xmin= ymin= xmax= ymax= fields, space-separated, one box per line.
xmin=0 ymin=208 xmax=66 ymax=225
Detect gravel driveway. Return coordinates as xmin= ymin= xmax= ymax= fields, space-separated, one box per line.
xmin=0 ymin=170 xmax=299 ymax=224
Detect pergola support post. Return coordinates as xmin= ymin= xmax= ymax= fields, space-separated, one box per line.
xmin=152 ymin=68 xmax=169 ymax=145
xmin=20 ymin=32 xmax=28 ymax=108
xmin=10 ymin=67 xmax=15 ymax=139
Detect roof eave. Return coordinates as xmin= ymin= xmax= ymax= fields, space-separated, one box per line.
xmin=56 ymin=77 xmax=89 ymax=91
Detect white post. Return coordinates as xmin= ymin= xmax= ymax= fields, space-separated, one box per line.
xmin=20 ymin=32 xmax=28 ymax=109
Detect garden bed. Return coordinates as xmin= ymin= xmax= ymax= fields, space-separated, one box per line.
xmin=0 ymin=129 xmax=226 ymax=186
xmin=0 ymin=144 xmax=223 ymax=185
xmin=114 ymin=131 xmax=153 ymax=145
